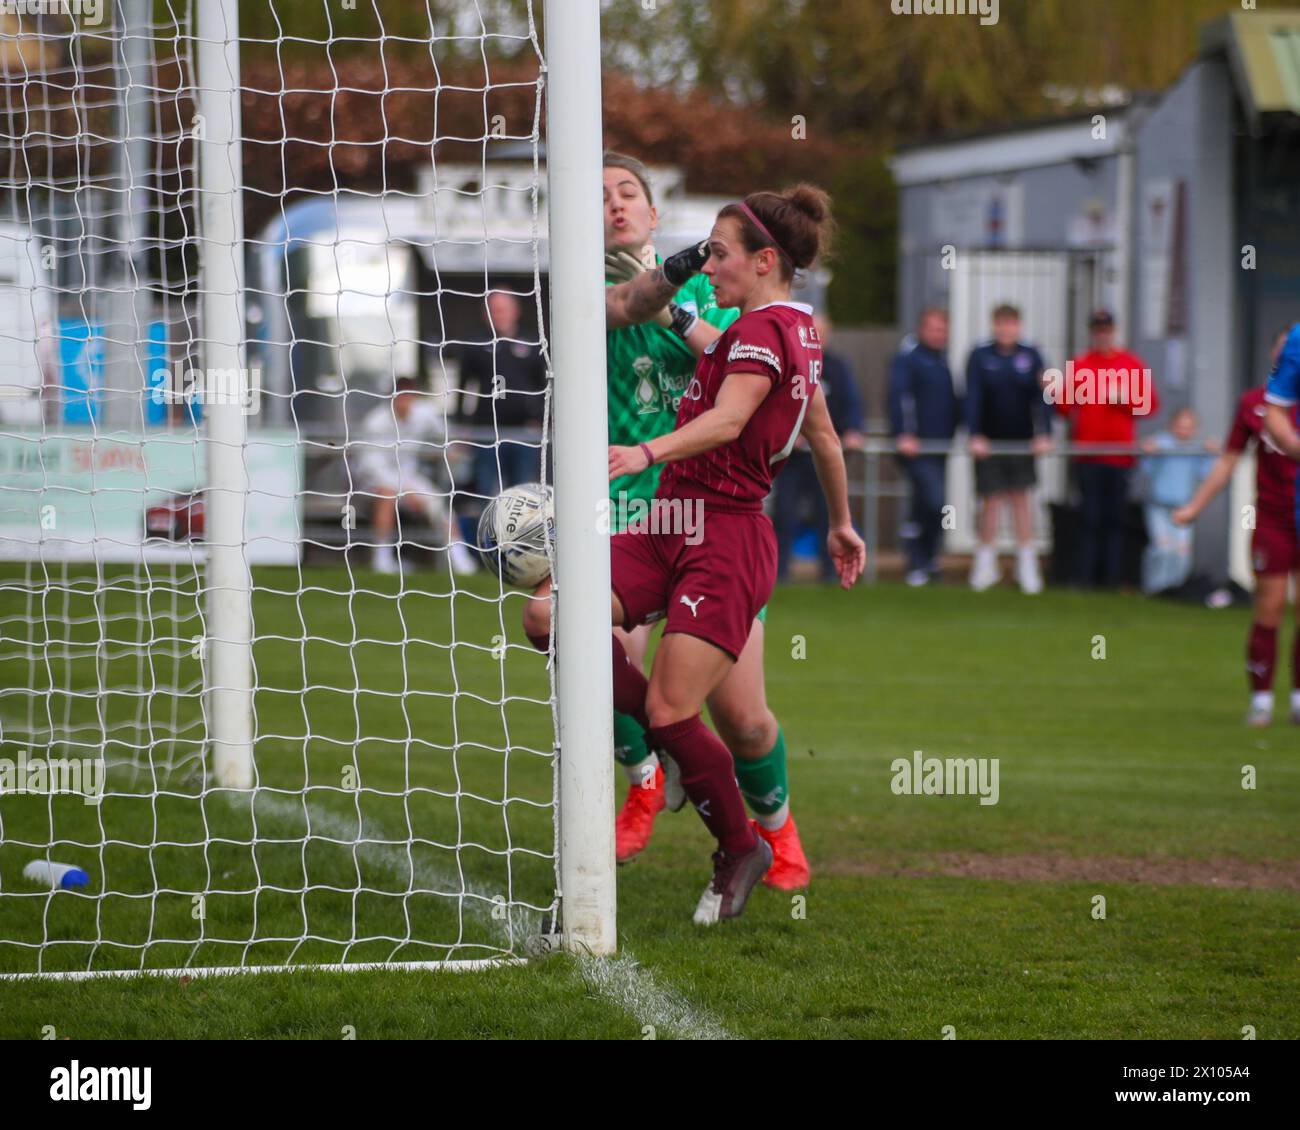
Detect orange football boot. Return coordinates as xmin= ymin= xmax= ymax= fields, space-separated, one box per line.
xmin=615 ymin=762 xmax=665 ymax=863
xmin=753 ymin=815 xmax=810 ymax=889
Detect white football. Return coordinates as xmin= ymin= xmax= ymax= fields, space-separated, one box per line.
xmin=477 ymin=482 xmax=554 ymax=588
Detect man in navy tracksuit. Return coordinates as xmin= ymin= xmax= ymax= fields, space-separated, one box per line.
xmin=888 ymin=307 xmax=960 ymax=585
xmin=965 ymin=304 xmax=1052 ymax=594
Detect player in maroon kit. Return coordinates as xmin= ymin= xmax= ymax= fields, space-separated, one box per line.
xmin=525 ymin=184 xmax=865 ymax=924
xmin=1174 ymin=328 xmax=1298 ymax=725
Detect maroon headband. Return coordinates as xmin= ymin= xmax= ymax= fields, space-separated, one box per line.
xmin=737 ymin=200 xmax=792 ymax=265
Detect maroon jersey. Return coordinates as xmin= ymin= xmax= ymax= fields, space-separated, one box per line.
xmin=657 ymin=301 xmax=821 ymax=509
xmin=1226 ymin=386 xmax=1298 ymax=525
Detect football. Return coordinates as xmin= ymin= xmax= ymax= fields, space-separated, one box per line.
xmin=476 ymin=482 xmax=554 ymax=588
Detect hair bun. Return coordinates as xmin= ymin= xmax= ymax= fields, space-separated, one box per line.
xmin=784 ymin=183 xmax=830 ymax=225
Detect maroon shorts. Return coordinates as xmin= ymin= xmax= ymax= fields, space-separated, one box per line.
xmin=1252 ymin=516 xmax=1300 ymax=576
xmin=610 ymin=507 xmax=777 ymax=661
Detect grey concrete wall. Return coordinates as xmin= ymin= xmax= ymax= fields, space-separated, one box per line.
xmin=897 ymin=158 xmax=1121 ymax=333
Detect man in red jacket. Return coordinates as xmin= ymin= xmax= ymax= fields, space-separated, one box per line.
xmin=1055 ymin=310 xmax=1159 ymax=587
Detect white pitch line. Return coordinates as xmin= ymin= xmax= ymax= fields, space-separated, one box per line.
xmin=242 ymin=789 xmax=541 ymax=939
xmin=573 ymin=952 xmax=735 ymax=1041
xmin=245 ymin=790 xmax=736 ymax=1040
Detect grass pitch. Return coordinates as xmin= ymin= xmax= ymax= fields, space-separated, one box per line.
xmin=1 ymin=569 xmax=1297 ymax=1038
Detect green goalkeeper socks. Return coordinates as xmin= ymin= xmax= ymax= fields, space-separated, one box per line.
xmin=614 ymin=710 xmax=655 ymax=785
xmin=734 ymin=726 xmax=789 ymax=826
xmin=616 ymin=712 xmax=791 ymax=819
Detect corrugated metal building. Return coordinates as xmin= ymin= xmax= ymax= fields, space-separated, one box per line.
xmin=889 ymin=9 xmax=1300 ymax=581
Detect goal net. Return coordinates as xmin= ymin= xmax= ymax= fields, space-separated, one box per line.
xmin=0 ymin=0 xmax=613 ymax=978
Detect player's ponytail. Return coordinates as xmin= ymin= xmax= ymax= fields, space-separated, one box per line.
xmin=721 ymin=183 xmax=834 ymax=281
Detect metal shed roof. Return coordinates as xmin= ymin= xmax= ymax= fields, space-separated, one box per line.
xmin=1201 ymin=9 xmax=1300 ymax=126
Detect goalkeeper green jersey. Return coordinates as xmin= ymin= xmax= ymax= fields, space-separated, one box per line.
xmin=606 ymin=266 xmax=739 ymax=531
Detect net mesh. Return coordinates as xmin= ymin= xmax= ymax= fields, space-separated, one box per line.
xmin=0 ymin=0 xmax=559 ymax=974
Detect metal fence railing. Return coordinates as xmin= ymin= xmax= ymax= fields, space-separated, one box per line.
xmin=286 ymin=423 xmax=1250 ymax=585
xmin=842 ymin=434 xmax=1242 ymax=585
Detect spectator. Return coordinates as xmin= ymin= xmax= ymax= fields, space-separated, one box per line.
xmin=966 ymin=304 xmax=1052 ymax=594
xmin=458 ymin=290 xmax=548 ymax=498
xmin=1139 ymin=407 xmax=1217 ymax=594
xmin=350 ymin=375 xmax=479 ymax=576
xmin=775 ymin=312 xmax=865 ymax=581
xmin=888 ymin=307 xmax=959 ymax=586
xmin=1057 ymin=309 xmax=1159 ymax=588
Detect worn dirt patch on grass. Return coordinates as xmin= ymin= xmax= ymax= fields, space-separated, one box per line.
xmin=823 ymin=853 xmax=1300 ymax=891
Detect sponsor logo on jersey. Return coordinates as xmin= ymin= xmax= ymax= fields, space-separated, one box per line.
xmin=683 ymin=376 xmax=704 ymax=402
xmin=727 ymin=340 xmax=782 ymax=374
xmin=632 ymin=356 xmax=663 ymax=415
xmin=679 ymin=594 xmax=706 ymax=617
xmin=797 ymin=324 xmax=807 ymax=346
xmin=635 ymin=375 xmax=659 ymax=414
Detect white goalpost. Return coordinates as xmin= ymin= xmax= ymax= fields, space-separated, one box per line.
xmin=0 ymin=0 xmax=614 ymax=978
xmin=543 ymin=0 xmax=616 ymax=960
xmin=197 ymin=0 xmax=255 ymax=792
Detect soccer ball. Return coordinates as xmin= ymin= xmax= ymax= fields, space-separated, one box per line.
xmin=477 ymin=482 xmax=554 ymax=588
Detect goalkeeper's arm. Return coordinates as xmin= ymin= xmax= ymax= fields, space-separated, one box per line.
xmin=605 ymin=241 xmax=708 ymax=329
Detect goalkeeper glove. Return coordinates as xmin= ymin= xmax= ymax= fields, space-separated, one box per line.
xmin=660 ymin=240 xmax=709 ymax=287
xmin=604 ymin=249 xmax=651 ymax=285
xmin=666 ymin=302 xmax=698 ymax=340
xmin=605 ymin=249 xmax=673 ymax=327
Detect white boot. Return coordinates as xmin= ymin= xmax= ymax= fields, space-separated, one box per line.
xmin=1016 ymin=545 xmax=1043 ymax=595
xmin=373 ymin=544 xmax=399 ymax=574
xmin=969 ymin=544 xmax=999 ymax=592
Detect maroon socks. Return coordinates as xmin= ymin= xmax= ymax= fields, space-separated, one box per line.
xmin=537 ymin=628 xmax=754 ymax=857
xmin=1248 ymin=623 xmax=1277 ymax=692
xmin=647 ymin=715 xmax=757 ymax=856
xmin=611 ymin=635 xmax=651 ymax=732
